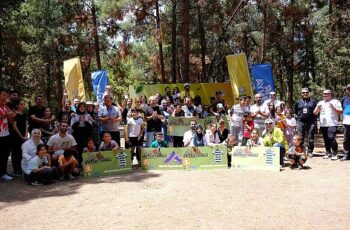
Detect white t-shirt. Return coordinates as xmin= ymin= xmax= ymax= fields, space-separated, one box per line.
xmin=250 ymin=104 xmax=265 ymax=129
xmin=47 ymin=133 xmax=77 ymax=155
xmin=285 ymin=117 xmax=297 ymax=136
xmin=317 ymin=99 xmax=342 ymax=127
xmin=230 ymin=104 xmax=248 ymax=127
xmin=183 ymin=130 xmax=195 ymax=147
xmin=127 ymin=117 xmax=143 ymax=137
xmin=98 ymin=105 xmax=121 ymax=131
xmin=24 ymin=155 xmax=48 ymax=175
xmin=21 ymin=139 xmax=44 ymax=172
xmin=205 ymin=131 xmax=220 ymax=146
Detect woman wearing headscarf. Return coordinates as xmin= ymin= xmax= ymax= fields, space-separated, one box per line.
xmin=71 ymin=102 xmax=93 ymax=165
xmin=193 ymin=125 xmax=207 ymax=147
xmin=21 ymin=129 xmax=44 ymax=174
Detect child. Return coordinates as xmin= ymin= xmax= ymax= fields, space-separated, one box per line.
xmin=241 ymin=112 xmax=254 ymax=146
xmin=275 ymin=106 xmax=286 ymax=131
xmin=83 ymin=138 xmax=96 ymax=153
xmin=246 ymin=128 xmax=264 ymax=148
xmin=126 ymin=108 xmax=144 ymax=166
xmin=225 ymin=135 xmax=236 ymax=168
xmin=151 ymin=132 xmax=168 ymax=148
xmin=99 ymin=132 xmax=120 ymax=151
xmin=286 ymin=134 xmax=308 ymax=170
xmin=23 ymin=144 xmax=58 ymax=186
xmin=284 ymin=109 xmax=297 ymax=146
xmin=58 ymin=148 xmax=79 ymax=180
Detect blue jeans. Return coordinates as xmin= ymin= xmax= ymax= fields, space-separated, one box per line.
xmin=273 ymin=143 xmax=286 ymax=165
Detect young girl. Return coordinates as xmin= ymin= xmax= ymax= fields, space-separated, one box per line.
xmin=275 ymin=106 xmax=286 ymax=131
xmin=286 ymin=134 xmax=308 ymax=170
xmin=99 ymin=132 xmax=119 ymax=151
xmin=127 ymin=108 xmax=144 ymax=166
xmin=58 ymin=148 xmax=79 ymax=180
xmin=284 ymin=109 xmax=297 ymax=146
xmin=246 ymin=128 xmax=264 ymax=148
xmin=83 ymin=138 xmax=96 ymax=153
xmin=225 ymin=135 xmax=236 ymax=168
xmin=193 ymin=125 xmax=207 ymax=147
xmin=40 ymin=107 xmax=57 ymax=145
xmin=241 ymin=112 xmax=254 ymax=146
xmin=205 ymin=123 xmax=220 ymax=146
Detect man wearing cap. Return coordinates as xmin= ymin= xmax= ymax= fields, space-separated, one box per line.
xmin=180 ymin=83 xmax=195 ymax=100
xmin=210 ymin=90 xmax=229 ymax=116
xmin=262 ymin=118 xmax=288 ymax=166
xmin=294 ymin=88 xmax=318 ymax=157
xmin=313 ymin=90 xmax=342 ymax=160
xmin=341 ymin=84 xmax=350 ymax=160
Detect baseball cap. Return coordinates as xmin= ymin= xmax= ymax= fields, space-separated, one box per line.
xmin=216 ymin=90 xmax=222 ymax=95
xmin=184 ymin=83 xmax=190 ymax=87
xmin=217 ymin=103 xmax=224 ymax=109
xmin=265 ymin=118 xmax=274 ymax=124
xmin=86 ymin=101 xmax=94 ymax=105
xmin=218 ymin=119 xmax=225 ymax=124
xmin=269 ymin=91 xmax=276 ymax=95
xmin=301 ymin=88 xmax=309 ymax=93
xmin=346 ymin=84 xmax=350 ymax=89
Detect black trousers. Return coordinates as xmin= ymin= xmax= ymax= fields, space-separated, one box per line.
xmin=0 ymin=135 xmax=11 ymax=176
xmin=11 ymin=137 xmax=24 ymax=173
xmin=320 ymin=126 xmax=337 ymax=154
xmin=297 ymin=121 xmax=316 ymax=153
xmin=173 ymin=136 xmax=184 ymax=147
xmin=24 ymin=167 xmax=58 ymax=184
xmin=343 ymin=124 xmax=350 ymax=154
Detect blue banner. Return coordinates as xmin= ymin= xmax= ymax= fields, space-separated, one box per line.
xmin=91 ymin=70 xmax=108 ymax=104
xmin=251 ymin=64 xmax=275 ymax=101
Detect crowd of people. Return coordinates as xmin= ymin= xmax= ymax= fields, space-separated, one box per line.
xmin=1 ymin=82 xmax=350 ymax=185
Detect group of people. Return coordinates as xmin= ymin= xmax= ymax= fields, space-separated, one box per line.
xmin=1 ymin=82 xmax=350 ymax=185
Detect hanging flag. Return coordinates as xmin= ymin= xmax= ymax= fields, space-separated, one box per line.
xmin=251 ymin=64 xmax=276 ymax=101
xmin=91 ymin=70 xmax=108 ymax=104
xmin=63 ymin=57 xmax=86 ymax=101
xmin=226 ymin=53 xmax=253 ymax=100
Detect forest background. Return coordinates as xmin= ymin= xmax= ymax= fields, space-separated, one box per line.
xmin=0 ymin=0 xmax=349 ymax=109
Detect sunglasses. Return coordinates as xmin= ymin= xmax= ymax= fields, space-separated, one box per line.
xmin=266 ymin=123 xmax=273 ymax=125
xmin=302 ymin=92 xmax=309 ymax=94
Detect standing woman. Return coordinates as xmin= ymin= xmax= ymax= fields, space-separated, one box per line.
xmin=263 ymin=102 xmax=276 ymax=120
xmin=86 ymin=101 xmax=100 ymax=146
xmin=10 ymin=100 xmax=28 ymax=176
xmin=71 ymin=102 xmax=93 ymax=165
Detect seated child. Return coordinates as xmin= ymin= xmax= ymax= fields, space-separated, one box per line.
xmin=58 ymin=148 xmax=80 ymax=180
xmin=83 ymin=138 xmax=97 ymax=153
xmin=151 ymin=132 xmax=168 ymax=148
xmin=99 ymin=132 xmax=120 ymax=151
xmin=286 ymin=134 xmax=308 ymax=170
xmin=241 ymin=112 xmax=254 ymax=146
xmin=246 ymin=128 xmax=264 ymax=148
xmin=23 ymin=144 xmax=58 ymax=186
xmin=225 ymin=135 xmax=236 ymax=168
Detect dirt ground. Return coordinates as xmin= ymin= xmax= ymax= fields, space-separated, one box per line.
xmin=1 ymin=134 xmax=350 ymax=230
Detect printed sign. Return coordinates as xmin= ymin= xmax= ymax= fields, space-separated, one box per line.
xmin=141 ymin=146 xmax=228 ymax=170
xmin=82 ymin=150 xmax=132 ymax=177
xmin=167 ymin=115 xmax=230 ymax=136
xmin=231 ymin=147 xmax=280 ymax=171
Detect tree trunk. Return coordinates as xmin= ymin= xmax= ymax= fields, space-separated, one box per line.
xmin=261 ymin=2 xmax=267 ymax=63
xmin=91 ymin=2 xmax=101 ymax=70
xmin=155 ymin=0 xmax=165 ymax=83
xmin=182 ymin=0 xmax=190 ymax=83
xmin=171 ymin=0 xmax=177 ymax=83
xmin=197 ymin=3 xmax=206 ymax=83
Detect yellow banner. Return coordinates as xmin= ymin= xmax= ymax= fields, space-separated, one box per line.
xmin=231 ymin=147 xmax=280 ymax=171
xmin=63 ymin=57 xmax=86 ymax=101
xmin=129 ymin=83 xmax=234 ymax=106
xmin=226 ymin=53 xmax=253 ymax=99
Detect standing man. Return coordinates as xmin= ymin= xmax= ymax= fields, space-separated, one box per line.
xmin=98 ymin=95 xmax=122 ymax=147
xmin=294 ymin=88 xmax=318 ymax=157
xmin=229 ymin=96 xmax=249 ymax=143
xmin=0 ymin=89 xmax=15 ymax=181
xmin=180 ymin=83 xmax=195 ymax=100
xmin=313 ymin=90 xmax=342 ymax=160
xmin=250 ymin=93 xmax=267 ymax=132
xmin=28 ymin=95 xmax=53 ymax=132
xmin=145 ymin=96 xmax=163 ymax=147
xmin=341 ymin=84 xmax=350 ymax=161
xmin=263 ymin=91 xmax=281 ymax=108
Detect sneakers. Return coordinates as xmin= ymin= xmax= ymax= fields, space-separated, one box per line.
xmin=331 ymin=154 xmax=338 ymax=161
xmin=298 ymin=164 xmax=304 ymax=170
xmin=67 ymin=174 xmax=75 ymax=180
xmin=340 ymin=154 xmax=350 ymax=161
xmin=1 ymin=174 xmax=13 ymax=181
xmin=323 ymin=153 xmax=331 ymax=159
xmin=30 ymin=181 xmax=43 ymax=186
xmin=307 ymin=152 xmax=314 ymax=158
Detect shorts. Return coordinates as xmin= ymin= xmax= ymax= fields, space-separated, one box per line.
xmin=129 ymin=137 xmax=142 ymax=147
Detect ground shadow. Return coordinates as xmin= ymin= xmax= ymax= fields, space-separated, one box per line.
xmin=0 ymin=166 xmax=160 ymax=209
